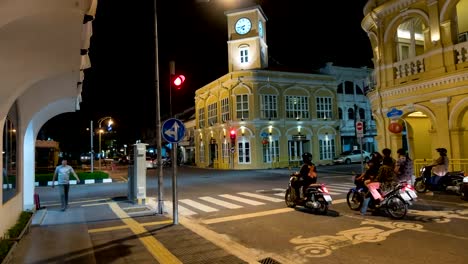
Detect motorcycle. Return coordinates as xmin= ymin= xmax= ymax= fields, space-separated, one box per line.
xmin=346 ymin=179 xmax=417 ymax=219
xmin=285 ymin=172 xmax=332 ymax=214
xmin=414 ymin=165 xmax=465 ymax=194
xmin=460 ymin=176 xmax=468 ymax=201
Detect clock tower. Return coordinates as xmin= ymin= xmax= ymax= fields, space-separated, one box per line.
xmin=225 ymin=5 xmax=268 ymax=72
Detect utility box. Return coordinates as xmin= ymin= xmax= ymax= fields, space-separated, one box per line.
xmin=128 ymin=143 xmax=147 ymax=205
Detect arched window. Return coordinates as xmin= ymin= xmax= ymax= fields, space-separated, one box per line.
xmin=348 ymin=108 xmax=354 ymax=120
xmin=359 ymin=108 xmax=365 ymax=120
xmin=337 ymin=83 xmax=344 ymax=94
xmin=344 ymin=81 xmax=354 ymax=94
xmin=395 ymin=17 xmax=425 ymax=62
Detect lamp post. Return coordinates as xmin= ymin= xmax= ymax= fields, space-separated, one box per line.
xmin=97 ymin=116 xmax=113 ymax=171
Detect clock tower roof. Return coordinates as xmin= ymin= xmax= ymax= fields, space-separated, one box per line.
xmin=224 ymin=5 xmax=268 ymax=21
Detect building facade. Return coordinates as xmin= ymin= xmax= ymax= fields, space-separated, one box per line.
xmin=193 ymin=6 xmax=375 ymax=169
xmin=362 ymin=0 xmax=468 ymax=164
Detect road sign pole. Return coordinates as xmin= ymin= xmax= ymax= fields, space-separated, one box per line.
xmin=172 ymin=142 xmax=178 ymax=225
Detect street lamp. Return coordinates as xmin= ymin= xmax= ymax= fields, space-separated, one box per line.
xmin=97 ymin=116 xmax=113 ymax=171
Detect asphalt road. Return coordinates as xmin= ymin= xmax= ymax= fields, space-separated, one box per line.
xmin=35 ymin=165 xmax=468 ymax=264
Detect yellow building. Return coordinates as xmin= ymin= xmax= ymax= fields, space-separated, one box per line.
xmin=194 ymin=6 xmax=372 ymax=169
xmin=362 ymin=0 xmax=468 ymax=165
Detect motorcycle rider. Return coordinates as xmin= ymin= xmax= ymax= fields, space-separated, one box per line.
xmin=294 ymin=152 xmax=317 ymax=201
xmin=394 ymin=148 xmax=414 ymax=184
xmin=430 ymin=148 xmax=449 ymax=185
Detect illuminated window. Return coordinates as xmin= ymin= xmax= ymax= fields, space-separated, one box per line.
xmin=316 ymin=97 xmax=333 ymax=119
xmin=207 ymin=102 xmax=218 ymax=125
xmin=240 ymin=47 xmax=249 ymax=63
xmin=237 ymin=138 xmax=250 ymax=164
xmin=221 ymin=98 xmax=230 ymax=122
xmin=260 ymin=95 xmax=277 ymax=119
xmin=285 ymin=96 xmax=309 ymax=119
xmin=319 ymin=135 xmax=335 ymax=160
xmin=236 ymin=94 xmax=249 ymax=119
xmin=263 ymin=138 xmax=279 ymax=163
xmin=198 ymin=108 xmax=205 ymax=128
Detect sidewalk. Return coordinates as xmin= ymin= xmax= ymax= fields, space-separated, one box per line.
xmin=9 ymin=198 xmax=249 ymax=264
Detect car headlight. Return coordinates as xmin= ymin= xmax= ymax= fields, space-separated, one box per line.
xmin=463 ymin=177 xmax=468 ymax=183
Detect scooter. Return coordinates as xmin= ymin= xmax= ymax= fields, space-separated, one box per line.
xmin=414 ymin=165 xmax=465 ymax=194
xmin=347 ymin=180 xmax=417 ymax=219
xmin=285 ymin=172 xmax=332 ymax=214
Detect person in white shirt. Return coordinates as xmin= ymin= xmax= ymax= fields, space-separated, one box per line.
xmin=430 ymin=148 xmax=449 ymax=185
xmin=52 ymin=158 xmax=80 ymax=211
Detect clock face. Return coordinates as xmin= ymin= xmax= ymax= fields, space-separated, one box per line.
xmin=258 ymin=20 xmax=263 ymax=38
xmin=235 ymin=18 xmax=252 ymax=35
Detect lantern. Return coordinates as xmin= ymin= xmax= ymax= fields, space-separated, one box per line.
xmin=262 ymin=138 xmax=269 ymax=145
xmin=388 ymin=120 xmax=403 ymax=134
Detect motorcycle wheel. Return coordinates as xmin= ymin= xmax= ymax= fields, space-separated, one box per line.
xmin=346 ymin=190 xmax=362 ymax=211
xmin=414 ymin=178 xmax=427 ymax=193
xmin=385 ymin=196 xmax=407 ymax=219
xmin=285 ymin=188 xmax=296 ymax=208
xmin=315 ymin=197 xmax=328 ymax=215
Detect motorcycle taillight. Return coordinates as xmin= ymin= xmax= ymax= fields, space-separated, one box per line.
xmin=321 ymin=186 xmax=329 ymax=194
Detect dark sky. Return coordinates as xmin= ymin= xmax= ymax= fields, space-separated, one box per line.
xmin=40 ymin=0 xmax=373 ymax=154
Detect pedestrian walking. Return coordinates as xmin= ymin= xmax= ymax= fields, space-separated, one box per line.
xmin=52 ymin=158 xmax=80 ymax=211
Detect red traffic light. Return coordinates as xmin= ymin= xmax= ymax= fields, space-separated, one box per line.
xmin=171 ymin=74 xmax=185 ymax=90
xmin=230 ymin=129 xmax=236 ymax=140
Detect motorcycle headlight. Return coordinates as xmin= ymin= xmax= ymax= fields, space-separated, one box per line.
xmin=463 ymin=177 xmax=468 ymax=183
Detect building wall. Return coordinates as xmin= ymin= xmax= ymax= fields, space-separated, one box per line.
xmin=363 ymin=0 xmax=468 ymax=163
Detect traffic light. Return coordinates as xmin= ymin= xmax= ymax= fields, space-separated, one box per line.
xmin=171 ymin=74 xmax=185 ymax=90
xmin=230 ymin=129 xmax=236 ymax=145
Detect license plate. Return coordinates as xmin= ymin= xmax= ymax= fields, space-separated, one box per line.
xmin=400 ymin=192 xmax=411 ymax=201
xmin=406 ymin=190 xmax=417 ymax=199
xmin=323 ymin=195 xmax=332 ymax=202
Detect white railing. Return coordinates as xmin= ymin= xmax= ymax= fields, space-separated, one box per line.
xmin=454 ymin=41 xmax=468 ymax=64
xmin=393 ymin=54 xmax=426 ymax=79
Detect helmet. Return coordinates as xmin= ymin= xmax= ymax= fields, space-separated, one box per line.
xmin=302 ymin=152 xmax=312 ymax=161
xmin=436 ymin=148 xmax=447 ymax=154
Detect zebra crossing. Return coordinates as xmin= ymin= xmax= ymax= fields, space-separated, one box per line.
xmin=149 ymin=182 xmax=355 ymax=217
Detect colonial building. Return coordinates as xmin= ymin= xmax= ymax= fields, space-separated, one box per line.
xmin=193 ymin=6 xmax=374 ymax=169
xmin=362 ymin=0 xmax=468 ymax=165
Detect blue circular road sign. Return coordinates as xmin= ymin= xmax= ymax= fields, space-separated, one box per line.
xmin=162 ymin=118 xmax=186 ymax=143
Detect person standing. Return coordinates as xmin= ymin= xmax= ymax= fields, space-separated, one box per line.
xmin=52 ymin=158 xmax=80 ymax=211
xmin=394 ymin=148 xmax=414 ymax=184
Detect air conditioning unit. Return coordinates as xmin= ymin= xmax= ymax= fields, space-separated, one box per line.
xmin=458 ymin=32 xmax=468 ymax=43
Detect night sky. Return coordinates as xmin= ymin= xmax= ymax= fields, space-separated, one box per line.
xmin=39 ymin=0 xmax=373 ymax=155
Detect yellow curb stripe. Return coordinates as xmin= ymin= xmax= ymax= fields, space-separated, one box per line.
xmin=89 ymin=225 xmax=129 ymax=233
xmin=89 ymin=220 xmax=173 ymax=233
xmin=108 ymin=203 xmax=182 ymax=264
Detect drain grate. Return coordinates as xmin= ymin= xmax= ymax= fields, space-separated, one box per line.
xmin=259 ymin=257 xmax=282 ymax=264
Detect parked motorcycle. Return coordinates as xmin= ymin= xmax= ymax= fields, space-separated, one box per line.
xmin=346 ymin=180 xmax=417 ymax=219
xmin=285 ymin=172 xmax=332 ymax=214
xmin=414 ymin=165 xmax=465 ymax=194
xmin=460 ymin=176 xmax=468 ymax=201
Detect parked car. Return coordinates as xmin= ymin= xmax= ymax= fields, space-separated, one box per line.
xmin=333 ymin=150 xmax=371 ymax=164
xmin=146 ymin=156 xmax=156 ymax=169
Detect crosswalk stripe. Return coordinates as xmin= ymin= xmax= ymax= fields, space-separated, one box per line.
xmin=219 ymin=194 xmax=265 ymax=205
xmin=164 ymin=201 xmax=197 ymax=216
xmin=237 ymin=192 xmax=284 ymax=202
xmin=199 ymin=197 xmax=243 ymax=209
xmin=272 ymin=188 xmax=286 ymax=192
xmin=274 ymin=193 xmax=285 ymax=197
xmin=179 ymin=199 xmax=219 ymax=212
xmin=331 ymin=184 xmax=355 ymax=188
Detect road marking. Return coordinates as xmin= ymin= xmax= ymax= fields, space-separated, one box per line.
xmin=199 ymin=196 xmax=243 ymax=209
xmin=164 ymin=201 xmax=197 ymax=216
xmin=107 ymin=202 xmax=182 ymax=264
xmin=202 ymin=208 xmax=294 ymax=224
xmin=179 ymin=199 xmax=219 ymax=212
xmin=237 ymin=192 xmax=284 ymax=202
xmin=219 ymin=194 xmax=266 ymax=205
